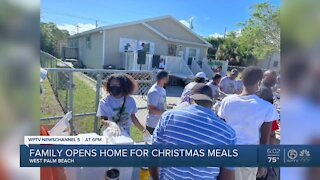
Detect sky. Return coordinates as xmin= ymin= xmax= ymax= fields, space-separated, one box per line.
xmin=41 ymin=0 xmax=280 ymax=36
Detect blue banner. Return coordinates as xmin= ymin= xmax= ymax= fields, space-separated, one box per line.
xmin=20 ymin=145 xmax=320 ymax=167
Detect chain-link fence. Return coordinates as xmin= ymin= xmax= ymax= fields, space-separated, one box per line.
xmin=40 ymin=51 xmax=156 ymax=136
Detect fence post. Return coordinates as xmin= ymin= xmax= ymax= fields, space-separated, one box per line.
xmin=68 ymin=71 xmax=75 ymax=135
xmin=54 ymin=71 xmax=58 ymax=94
xmin=94 ymin=73 xmax=102 ymax=134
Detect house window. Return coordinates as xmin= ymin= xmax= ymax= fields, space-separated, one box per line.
xmin=138 ymin=40 xmax=155 ymax=54
xmin=86 ymin=36 xmax=91 ymax=48
xmin=168 ymin=44 xmax=177 ymax=56
xmin=273 ymin=61 xmax=279 ymax=67
xmin=188 ymin=48 xmax=197 ymax=58
xmin=144 ymin=43 xmax=150 ymax=53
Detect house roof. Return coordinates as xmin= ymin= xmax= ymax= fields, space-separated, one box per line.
xmin=69 ymin=15 xmax=212 ymax=47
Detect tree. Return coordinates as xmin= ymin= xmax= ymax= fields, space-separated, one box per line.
xmin=215 ymin=32 xmax=238 ymax=61
xmin=238 ymin=2 xmax=280 ymax=59
xmin=205 ymin=2 xmax=279 ymax=65
xmin=40 ymin=22 xmax=69 ymax=56
xmin=205 ymin=36 xmax=225 ymax=59
xmin=206 ymin=32 xmax=245 ymax=65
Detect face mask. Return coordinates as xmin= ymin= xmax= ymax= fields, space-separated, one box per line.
xmin=109 ymin=86 xmax=121 ymax=96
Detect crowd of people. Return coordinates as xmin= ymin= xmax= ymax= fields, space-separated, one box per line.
xmin=97 ymin=66 xmax=280 ymax=180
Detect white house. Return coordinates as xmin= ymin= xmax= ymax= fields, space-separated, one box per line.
xmin=67 ymin=15 xmax=212 ymax=70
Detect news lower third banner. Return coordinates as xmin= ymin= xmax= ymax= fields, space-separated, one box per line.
xmin=20 ymin=144 xmax=320 ymax=167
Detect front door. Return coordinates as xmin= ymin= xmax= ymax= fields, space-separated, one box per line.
xmin=185 ymin=47 xmax=200 ymax=65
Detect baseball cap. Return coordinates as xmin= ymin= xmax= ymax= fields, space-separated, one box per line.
xmin=195 ymin=72 xmax=207 ymax=79
xmin=190 ymin=83 xmax=213 ymax=102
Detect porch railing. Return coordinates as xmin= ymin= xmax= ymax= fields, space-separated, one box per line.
xmin=190 ymin=58 xmax=203 ymax=75
xmin=202 ymin=58 xmax=214 ymax=79
xmin=165 ymin=55 xmax=194 ymax=78
xmin=122 ymin=52 xmax=194 ymax=79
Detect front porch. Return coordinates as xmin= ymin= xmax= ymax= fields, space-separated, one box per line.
xmin=120 ymin=51 xmax=214 ymax=83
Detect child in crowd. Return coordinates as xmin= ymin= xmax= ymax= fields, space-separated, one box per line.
xmin=97 ymin=74 xmax=149 ymax=137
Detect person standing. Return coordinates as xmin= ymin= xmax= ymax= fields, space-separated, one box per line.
xmin=146 ymin=70 xmax=169 ymax=134
xmin=219 ymin=69 xmax=239 ymax=94
xmin=257 ymin=70 xmax=279 ymax=144
xmin=206 ymin=73 xmax=222 ymax=99
xmin=97 ymin=74 xmax=149 ymax=137
xmin=273 ymin=75 xmax=281 ymax=99
xmin=138 ymin=42 xmax=145 ymax=51
xmin=159 ymin=58 xmax=165 ymax=70
xmin=150 ymin=83 xmax=236 ymax=180
xmin=214 ymin=65 xmax=226 ymax=77
xmin=180 ymin=72 xmax=207 ymax=103
xmin=257 ymin=70 xmax=277 ymax=104
xmin=218 ymin=66 xmax=279 ymax=180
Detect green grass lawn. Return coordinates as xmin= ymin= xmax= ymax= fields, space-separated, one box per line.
xmin=41 ymin=79 xmax=64 ymax=118
xmin=71 ymin=74 xmax=96 ymax=134
xmin=41 ymin=72 xmax=143 ymax=142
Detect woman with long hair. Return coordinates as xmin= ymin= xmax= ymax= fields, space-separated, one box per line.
xmin=97 ymin=74 xmax=149 ymax=137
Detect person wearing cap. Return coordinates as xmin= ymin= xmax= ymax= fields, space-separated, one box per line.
xmin=146 ymin=70 xmax=169 ymax=134
xmin=218 ymin=66 xmax=279 ymax=180
xmin=150 ymin=83 xmax=236 ymax=180
xmin=219 ymin=69 xmax=240 ymax=94
xmin=180 ymin=72 xmax=207 ymax=103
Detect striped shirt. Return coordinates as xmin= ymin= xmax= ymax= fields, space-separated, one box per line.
xmin=152 ymin=105 xmax=236 ymax=180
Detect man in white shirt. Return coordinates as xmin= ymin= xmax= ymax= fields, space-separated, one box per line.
xmin=159 ymin=59 xmax=165 ymax=70
xmin=219 ymin=69 xmax=240 ymax=94
xmin=146 ymin=70 xmax=169 ymax=134
xmin=206 ymin=73 xmax=222 ymax=99
xmin=180 ymin=72 xmax=207 ymax=103
xmin=218 ymin=66 xmax=279 ymax=180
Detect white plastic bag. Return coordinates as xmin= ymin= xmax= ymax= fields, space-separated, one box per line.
xmin=104 ymin=122 xmax=121 ymax=137
xmin=49 ymin=111 xmax=72 ymax=136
